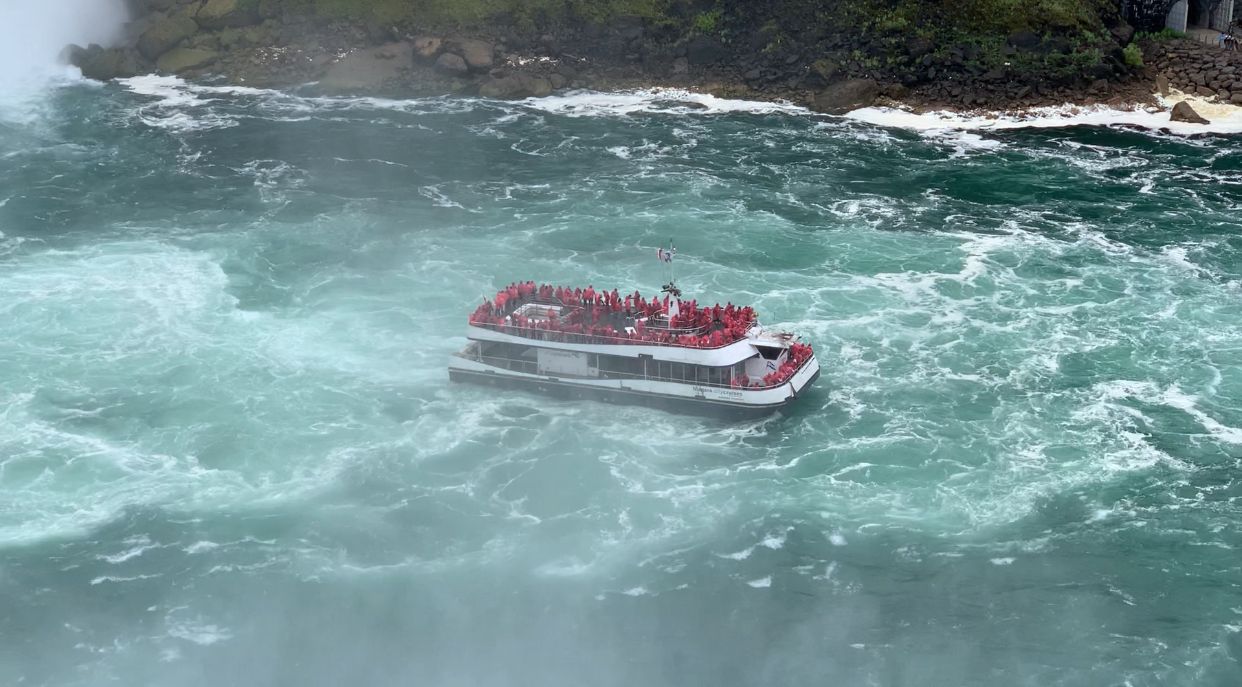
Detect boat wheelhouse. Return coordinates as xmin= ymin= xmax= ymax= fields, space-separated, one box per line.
xmin=448 ymin=281 xmax=821 ymax=419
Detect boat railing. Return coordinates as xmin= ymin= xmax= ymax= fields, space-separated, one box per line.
xmin=469 ymin=320 xmax=748 ymax=350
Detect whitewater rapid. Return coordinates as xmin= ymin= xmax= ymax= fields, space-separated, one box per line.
xmin=2 ymin=73 xmax=1242 ymax=687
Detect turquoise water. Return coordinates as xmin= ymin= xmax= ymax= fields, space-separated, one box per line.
xmin=2 ymin=75 xmax=1242 ymax=686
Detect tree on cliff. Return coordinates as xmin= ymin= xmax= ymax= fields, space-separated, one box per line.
xmin=1122 ymin=0 xmax=1177 ymax=32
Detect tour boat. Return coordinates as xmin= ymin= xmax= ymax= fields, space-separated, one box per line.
xmin=448 ymin=279 xmax=821 ymax=419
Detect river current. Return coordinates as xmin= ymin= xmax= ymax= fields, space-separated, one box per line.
xmin=2 ymin=73 xmax=1242 ymax=686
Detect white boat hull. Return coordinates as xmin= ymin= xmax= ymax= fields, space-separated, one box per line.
xmin=448 ymin=352 xmax=821 ymax=419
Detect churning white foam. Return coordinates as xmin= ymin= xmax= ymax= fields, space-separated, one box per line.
xmin=848 ymin=90 xmax=1242 ymax=137
xmin=518 ymin=89 xmax=807 ymax=117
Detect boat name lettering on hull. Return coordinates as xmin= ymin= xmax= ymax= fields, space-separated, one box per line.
xmin=693 ymin=385 xmax=744 ymax=400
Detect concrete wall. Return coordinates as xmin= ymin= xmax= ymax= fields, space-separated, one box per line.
xmin=1168 ymin=0 xmax=1189 ymax=32
xmin=1209 ymin=0 xmax=1234 ymax=29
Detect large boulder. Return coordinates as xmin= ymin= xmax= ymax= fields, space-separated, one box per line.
xmin=196 ymin=0 xmax=260 ymax=30
xmin=1170 ymin=101 xmax=1209 ymax=124
xmin=1110 ymin=21 xmax=1136 ymax=46
xmin=479 ymin=73 xmax=553 ymax=99
xmin=433 ymin=52 xmax=468 ymax=76
xmin=906 ymin=36 xmax=934 ymax=59
xmin=445 ymin=38 xmax=493 ymax=71
xmin=156 ymin=47 xmax=218 ymax=74
xmin=137 ymin=14 xmax=198 ymax=60
xmin=318 ymin=42 xmax=413 ymax=94
xmin=413 ymin=36 xmax=443 ymax=62
xmin=810 ymin=79 xmax=879 ymax=114
xmin=803 ymin=58 xmax=840 ymax=89
xmin=66 ymin=44 xmax=142 ymax=81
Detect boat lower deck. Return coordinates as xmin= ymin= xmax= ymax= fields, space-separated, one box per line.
xmin=449 ymin=348 xmax=821 ymax=420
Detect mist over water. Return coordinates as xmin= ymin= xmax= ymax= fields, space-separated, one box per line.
xmin=3 ymin=74 xmax=1242 ymax=686
xmin=0 ymin=0 xmax=128 ymax=87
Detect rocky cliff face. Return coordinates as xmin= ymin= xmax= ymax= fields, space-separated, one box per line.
xmin=64 ymin=0 xmax=1158 ymax=112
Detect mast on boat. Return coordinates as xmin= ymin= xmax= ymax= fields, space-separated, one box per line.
xmin=657 ymin=238 xmax=680 ymax=317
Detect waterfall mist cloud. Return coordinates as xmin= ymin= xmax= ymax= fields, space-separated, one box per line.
xmin=0 ymin=0 xmax=130 ymax=84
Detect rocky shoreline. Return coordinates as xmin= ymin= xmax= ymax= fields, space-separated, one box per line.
xmin=63 ymin=0 xmax=1237 ymax=124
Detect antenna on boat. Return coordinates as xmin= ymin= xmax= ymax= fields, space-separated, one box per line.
xmin=659 ymin=239 xmax=680 ymax=299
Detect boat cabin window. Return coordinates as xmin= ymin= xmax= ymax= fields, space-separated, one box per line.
xmin=755 ymin=345 xmax=784 ymax=361
xmin=471 ymin=343 xmax=742 ymax=387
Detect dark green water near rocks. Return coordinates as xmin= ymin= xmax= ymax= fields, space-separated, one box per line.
xmin=2 ymin=74 xmax=1242 ymax=687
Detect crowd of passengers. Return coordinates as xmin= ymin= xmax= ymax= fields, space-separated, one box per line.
xmin=467 ymin=282 xmax=815 ymax=388
xmin=469 ymin=282 xmax=761 ymax=348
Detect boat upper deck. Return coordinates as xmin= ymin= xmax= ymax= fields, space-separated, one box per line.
xmin=469 ymin=282 xmax=760 ymax=350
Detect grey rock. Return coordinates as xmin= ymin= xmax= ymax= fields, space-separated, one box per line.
xmin=447 ymin=38 xmax=493 ymax=71
xmin=196 ymin=0 xmax=260 ymax=30
xmin=906 ymin=36 xmax=933 ymax=59
xmin=1110 ymin=22 xmax=1135 ymax=46
xmin=434 ymin=52 xmax=468 ymax=76
xmin=137 ymin=14 xmax=198 ymax=60
xmin=1170 ymin=100 xmax=1209 ymax=124
xmin=1156 ymin=74 xmax=1170 ymax=96
xmin=66 ymin=44 xmax=141 ymax=81
xmin=810 ymin=79 xmax=879 ymax=114
xmin=479 ymin=73 xmax=553 ymax=99
xmin=413 ymin=36 xmax=442 ymax=61
xmin=880 ymin=83 xmax=909 ymax=100
xmin=156 ymin=47 xmax=218 ymax=74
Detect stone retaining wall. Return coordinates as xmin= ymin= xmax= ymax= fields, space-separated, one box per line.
xmin=1144 ymin=38 xmax=1242 ymax=104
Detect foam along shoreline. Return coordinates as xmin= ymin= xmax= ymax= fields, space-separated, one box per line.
xmin=107 ymin=74 xmax=1242 ymax=137
xmin=846 ymin=89 xmax=1242 ymax=137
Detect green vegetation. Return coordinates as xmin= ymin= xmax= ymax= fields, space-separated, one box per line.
xmin=949 ymin=0 xmax=1108 ymax=33
xmin=1123 ymin=43 xmax=1144 ymax=67
xmin=280 ymin=0 xmax=671 ymax=29
xmin=274 ymin=0 xmax=1113 ymax=36
xmin=1136 ymin=28 xmax=1186 ymax=41
xmin=692 ymin=8 xmax=724 ymax=36
xmin=266 ymin=0 xmax=1128 ymax=87
xmin=806 ymin=0 xmax=1118 ymax=82
xmin=825 ymin=0 xmax=1113 ymax=36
